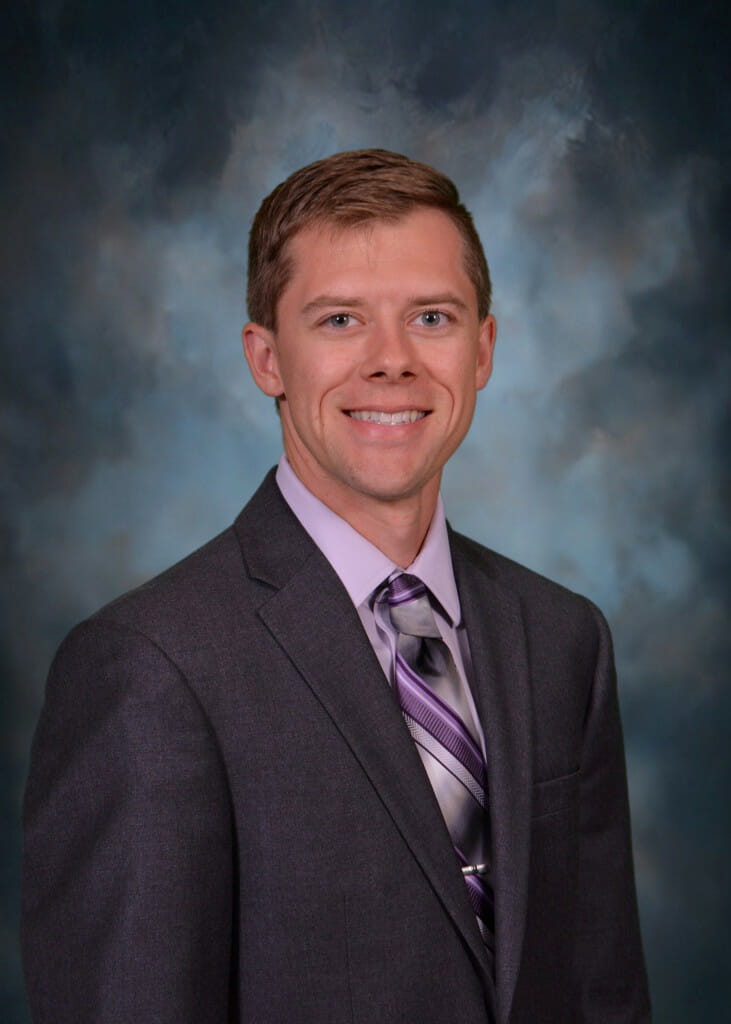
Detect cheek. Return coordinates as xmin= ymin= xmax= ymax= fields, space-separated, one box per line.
xmin=280 ymin=362 xmax=320 ymax=405
xmin=442 ymin=362 xmax=479 ymax=404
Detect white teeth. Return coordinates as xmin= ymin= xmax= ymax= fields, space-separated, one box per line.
xmin=348 ymin=410 xmax=426 ymax=425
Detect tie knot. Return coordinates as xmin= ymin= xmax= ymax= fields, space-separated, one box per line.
xmin=384 ymin=573 xmax=441 ymax=639
xmin=385 ymin=572 xmax=426 ymax=605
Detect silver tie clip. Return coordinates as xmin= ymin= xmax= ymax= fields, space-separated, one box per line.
xmin=461 ymin=863 xmax=489 ymax=877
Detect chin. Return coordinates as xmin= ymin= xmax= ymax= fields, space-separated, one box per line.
xmin=347 ymin=473 xmax=433 ymax=504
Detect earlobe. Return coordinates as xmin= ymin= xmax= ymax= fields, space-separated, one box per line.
xmin=475 ymin=314 xmax=496 ymax=390
xmin=242 ymin=323 xmax=285 ymax=398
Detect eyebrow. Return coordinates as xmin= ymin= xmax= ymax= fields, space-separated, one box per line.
xmin=406 ymin=293 xmax=470 ymax=312
xmin=300 ymin=296 xmax=368 ymax=318
xmin=300 ymin=292 xmax=470 ymax=318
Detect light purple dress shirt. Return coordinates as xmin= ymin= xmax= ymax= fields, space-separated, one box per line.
xmin=275 ymin=456 xmax=486 ymax=755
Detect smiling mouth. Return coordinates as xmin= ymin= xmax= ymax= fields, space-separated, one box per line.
xmin=347 ymin=410 xmax=428 ymax=425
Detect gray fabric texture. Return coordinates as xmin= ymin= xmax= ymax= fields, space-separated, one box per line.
xmin=22 ymin=469 xmax=650 ymax=1023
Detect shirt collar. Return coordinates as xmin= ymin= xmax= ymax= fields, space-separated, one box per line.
xmin=275 ymin=455 xmax=461 ymax=625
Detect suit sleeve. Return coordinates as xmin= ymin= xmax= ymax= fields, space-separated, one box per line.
xmin=573 ymin=601 xmax=651 ymax=1022
xmin=21 ymin=618 xmax=234 ymax=1024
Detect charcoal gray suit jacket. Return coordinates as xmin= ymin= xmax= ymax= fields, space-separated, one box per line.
xmin=22 ymin=470 xmax=651 ymax=1023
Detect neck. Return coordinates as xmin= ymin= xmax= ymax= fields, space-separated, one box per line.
xmin=285 ymin=461 xmax=440 ymax=568
xmin=333 ymin=487 xmax=438 ymax=568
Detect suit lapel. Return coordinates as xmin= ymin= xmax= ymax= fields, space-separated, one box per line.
xmin=451 ymin=534 xmax=533 ymax=1024
xmin=235 ymin=474 xmax=494 ymax=991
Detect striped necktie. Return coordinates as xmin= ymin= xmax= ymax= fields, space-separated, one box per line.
xmin=381 ymin=573 xmax=494 ymax=952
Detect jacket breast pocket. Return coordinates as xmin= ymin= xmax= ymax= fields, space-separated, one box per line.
xmin=531 ymin=768 xmax=581 ymax=822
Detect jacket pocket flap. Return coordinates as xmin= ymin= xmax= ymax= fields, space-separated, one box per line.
xmin=531 ymin=769 xmax=580 ymax=820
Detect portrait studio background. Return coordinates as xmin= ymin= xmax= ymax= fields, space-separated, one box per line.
xmin=2 ymin=2 xmax=728 ymax=1021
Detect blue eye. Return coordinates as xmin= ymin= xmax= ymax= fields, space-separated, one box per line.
xmin=326 ymin=313 xmax=352 ymax=328
xmin=418 ymin=310 xmax=446 ymax=326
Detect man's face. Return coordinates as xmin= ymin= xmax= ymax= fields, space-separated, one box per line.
xmin=244 ymin=207 xmax=495 ymax=520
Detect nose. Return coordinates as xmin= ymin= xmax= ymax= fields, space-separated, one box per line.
xmin=361 ymin=321 xmax=417 ymax=381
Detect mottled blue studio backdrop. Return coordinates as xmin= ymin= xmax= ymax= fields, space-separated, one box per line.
xmin=3 ymin=1 xmax=728 ymax=1020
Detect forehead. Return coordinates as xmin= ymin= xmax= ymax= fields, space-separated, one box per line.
xmin=281 ymin=208 xmax=475 ymax=306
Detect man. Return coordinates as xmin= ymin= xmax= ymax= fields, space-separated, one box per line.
xmin=22 ymin=149 xmax=651 ymax=1022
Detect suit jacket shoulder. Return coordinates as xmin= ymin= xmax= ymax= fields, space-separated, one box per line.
xmin=448 ymin=525 xmax=605 ymax=657
xmin=80 ymin=468 xmax=318 ymax=653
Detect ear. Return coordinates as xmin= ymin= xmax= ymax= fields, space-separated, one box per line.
xmin=242 ymin=322 xmax=285 ymax=398
xmin=475 ymin=314 xmax=496 ymax=391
